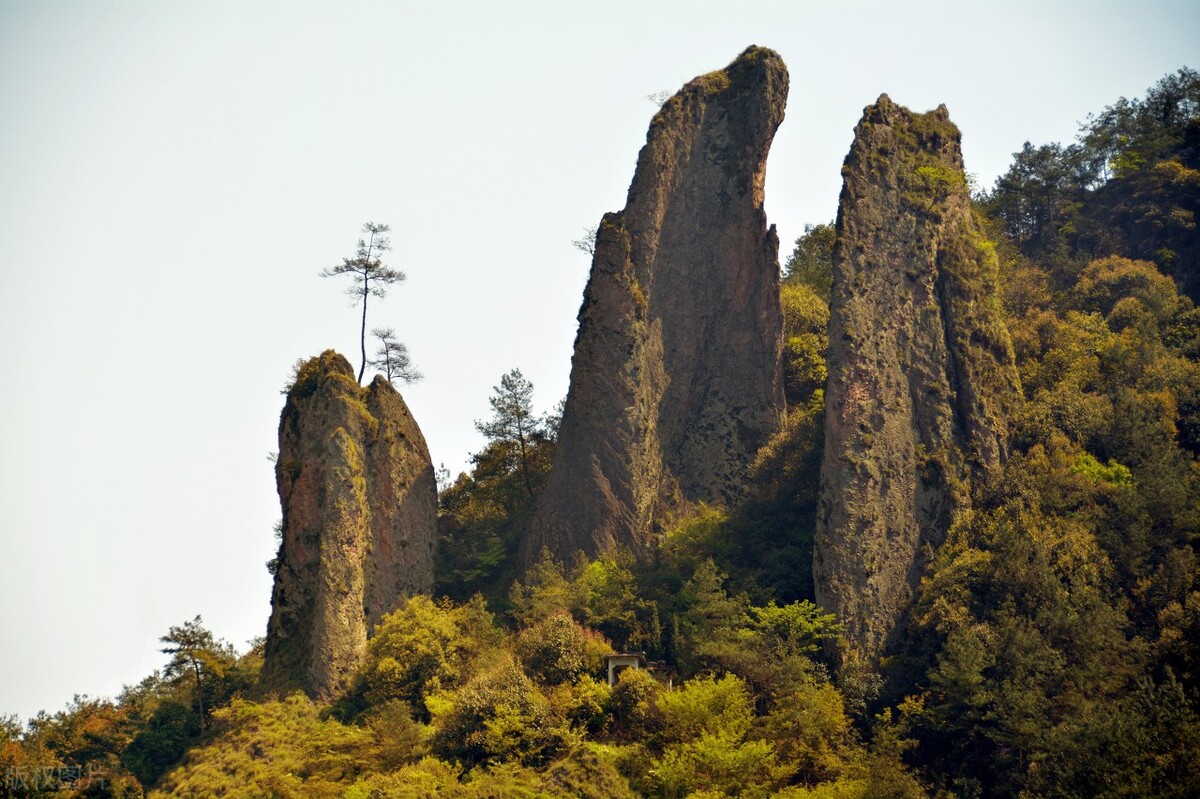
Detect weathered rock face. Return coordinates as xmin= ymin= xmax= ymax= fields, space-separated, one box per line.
xmin=524 ymin=46 xmax=788 ymax=564
xmin=261 ymin=351 xmax=437 ymax=697
xmin=814 ymin=96 xmax=1021 ymax=666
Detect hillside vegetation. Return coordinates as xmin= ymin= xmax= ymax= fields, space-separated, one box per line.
xmin=3 ymin=69 xmax=1199 ymax=799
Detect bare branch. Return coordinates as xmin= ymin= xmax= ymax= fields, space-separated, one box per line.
xmin=572 ymin=225 xmax=598 ymax=256
xmin=368 ymin=327 xmax=422 ymax=384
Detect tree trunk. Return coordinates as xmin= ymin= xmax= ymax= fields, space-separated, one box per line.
xmin=358 ymin=274 xmax=369 ymax=383
xmin=517 ymin=419 xmax=534 ymax=499
xmin=192 ymin=660 xmax=206 ymax=734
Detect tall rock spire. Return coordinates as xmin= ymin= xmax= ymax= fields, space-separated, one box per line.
xmin=814 ymin=96 xmax=1021 ymax=667
xmin=524 ymin=46 xmax=789 ymax=564
xmin=260 ymin=351 xmax=437 ymax=697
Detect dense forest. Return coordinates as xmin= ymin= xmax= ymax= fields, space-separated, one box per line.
xmin=3 ymin=68 xmax=1199 ymax=799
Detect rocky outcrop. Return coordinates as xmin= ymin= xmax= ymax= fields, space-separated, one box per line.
xmin=524 ymin=46 xmax=788 ymax=564
xmin=814 ymin=96 xmax=1021 ymax=667
xmin=261 ymin=351 xmax=437 ymax=697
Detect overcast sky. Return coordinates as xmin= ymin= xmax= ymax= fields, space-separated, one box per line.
xmin=1 ymin=0 xmax=1197 ymax=723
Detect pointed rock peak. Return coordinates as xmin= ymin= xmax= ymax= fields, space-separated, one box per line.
xmin=369 ymin=372 xmax=400 ymax=395
xmin=524 ymin=47 xmax=788 ymax=566
xmin=701 ymin=44 xmax=786 ymax=92
xmin=289 ymin=349 xmax=356 ymax=392
xmin=815 ymin=97 xmax=1020 ymax=670
xmin=650 ymin=46 xmax=787 ymax=139
xmin=261 ymin=350 xmax=437 ymax=698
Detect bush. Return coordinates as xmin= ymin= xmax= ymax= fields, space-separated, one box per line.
xmin=516 ymin=611 xmax=612 ymax=685
xmin=429 ymin=655 xmax=566 ymax=767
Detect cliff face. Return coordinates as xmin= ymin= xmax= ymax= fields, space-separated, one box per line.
xmin=525 ymin=46 xmax=788 ymax=564
xmin=261 ymin=351 xmax=437 ymax=697
xmin=814 ymin=96 xmax=1021 ymax=666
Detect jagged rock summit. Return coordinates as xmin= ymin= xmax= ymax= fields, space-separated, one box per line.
xmin=814 ymin=95 xmax=1021 ymax=668
xmin=260 ymin=351 xmax=437 ymax=697
xmin=525 ymin=46 xmax=788 ymax=565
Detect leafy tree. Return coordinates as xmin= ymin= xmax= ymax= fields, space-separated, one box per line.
xmin=984 ymin=140 xmax=1091 ymax=269
xmin=756 ymin=680 xmax=857 ymax=787
xmin=669 ymin=558 xmax=840 ymax=708
xmin=983 ymin=68 xmax=1200 ymax=300
xmin=1080 ymin=67 xmax=1200 ymax=179
xmin=159 ymin=615 xmax=233 ymax=734
xmin=1028 ymin=675 xmax=1200 ymax=799
xmin=148 ymin=695 xmax=376 ymax=799
xmin=906 ymin=501 xmax=1139 ymax=796
xmin=780 ymin=282 xmax=829 ymax=407
xmin=322 ymin=221 xmax=407 ymax=383
xmin=515 ymin=611 xmax=612 ymax=686
xmin=608 ymin=668 xmax=663 ymax=742
xmin=361 ymin=595 xmax=499 ymax=721
xmin=368 ymin=326 xmax=421 ymax=384
xmin=570 ymin=557 xmax=662 ymax=654
xmin=508 ymin=551 xmax=662 ymax=658
xmin=783 ymin=222 xmax=835 ymax=299
xmin=438 ymin=371 xmax=559 ymax=603
xmin=508 ymin=550 xmax=575 ymax=627
xmin=651 ymin=674 xmax=784 ymax=798
xmin=428 ymin=654 xmax=565 ymax=767
xmin=122 ymin=698 xmax=197 ymax=789
xmin=475 ymin=368 xmax=544 ymax=499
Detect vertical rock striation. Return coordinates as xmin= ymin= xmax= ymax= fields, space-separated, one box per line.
xmin=261 ymin=351 xmax=437 ymax=697
xmin=814 ymin=96 xmax=1021 ymax=667
xmin=524 ymin=46 xmax=789 ymax=565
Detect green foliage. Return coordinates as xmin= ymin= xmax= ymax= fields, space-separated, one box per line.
xmin=651 ymin=675 xmax=783 ymax=798
xmin=1027 ymin=675 xmax=1200 ymax=798
xmin=121 ymin=698 xmax=197 ymax=789
xmin=437 ymin=370 xmax=558 ymax=605
xmin=361 ymin=595 xmax=500 ymax=720
xmin=509 ymin=553 xmax=575 ymax=627
xmin=515 ymin=612 xmax=612 ymax=686
xmin=149 ymin=694 xmax=375 ymax=798
xmin=428 ymin=654 xmax=566 ymax=767
xmin=7 ymin=585 xmax=913 ymax=798
xmin=756 ymin=680 xmax=857 ymax=787
xmin=609 ymin=669 xmax=663 ymax=742
xmin=914 ymin=163 xmax=967 ymax=208
xmin=509 ymin=551 xmax=662 ymax=656
xmin=670 ymin=557 xmax=839 ymax=702
xmin=784 ymin=222 xmax=835 ymax=299
xmin=158 ymin=615 xmax=236 ymax=734
xmin=1006 ymin=250 xmax=1200 ymax=577
xmin=474 ymin=369 xmax=546 ymax=500
xmin=652 ymin=733 xmax=778 ymax=798
xmin=571 ymin=557 xmax=663 ymax=654
xmin=781 ymin=281 xmax=830 ymax=406
xmin=656 ymin=674 xmax=753 ymax=744
xmin=547 ymin=675 xmax=611 ymax=736
xmin=1070 ymin=450 xmax=1134 ymax=488
xmin=985 ymin=68 xmax=1200 ymax=300
xmin=1075 ymin=255 xmax=1182 ymax=320
xmin=906 ymin=501 xmax=1144 ymax=796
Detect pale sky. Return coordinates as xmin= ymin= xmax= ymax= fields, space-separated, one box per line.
xmin=1 ymin=0 xmax=1197 ymax=723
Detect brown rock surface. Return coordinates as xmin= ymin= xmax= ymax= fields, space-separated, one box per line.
xmin=814 ymin=95 xmax=1021 ymax=667
xmin=260 ymin=351 xmax=437 ymax=697
xmin=524 ymin=46 xmax=788 ymax=564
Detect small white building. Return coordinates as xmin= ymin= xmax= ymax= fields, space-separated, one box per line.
xmin=605 ymin=652 xmax=675 ymax=689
